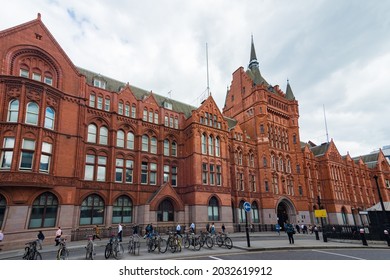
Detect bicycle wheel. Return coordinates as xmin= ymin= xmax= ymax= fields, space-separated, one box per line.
xmin=104 ymin=244 xmax=112 ymax=259
xmin=224 ymin=237 xmax=233 ymax=249
xmin=61 ymin=249 xmax=69 ymax=260
xmin=193 ymin=238 xmax=201 ymax=251
xmin=205 ymin=236 xmax=214 ymax=248
xmin=159 ymin=238 xmax=167 ymax=253
xmin=169 ymin=239 xmax=176 ymax=253
xmin=22 ymin=247 xmax=30 ymax=260
xmin=216 ymin=235 xmax=223 ymax=247
xmin=114 ymin=243 xmax=124 ymax=259
xmin=128 ymin=241 xmax=134 ymax=254
xmin=33 ymin=251 xmax=42 ymax=260
xmin=184 ymin=238 xmax=190 ymax=249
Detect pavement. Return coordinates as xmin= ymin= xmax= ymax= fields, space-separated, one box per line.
xmin=1 ymin=232 xmax=389 ymax=260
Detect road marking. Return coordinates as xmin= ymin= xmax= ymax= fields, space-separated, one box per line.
xmin=209 ymin=256 xmax=223 ymax=260
xmin=312 ymin=249 xmax=366 ymax=260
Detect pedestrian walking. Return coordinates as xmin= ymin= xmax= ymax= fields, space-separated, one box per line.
xmin=206 ymin=222 xmax=210 ymax=233
xmin=37 ymin=230 xmax=45 ymax=250
xmin=221 ymin=223 xmax=226 ymax=233
xmin=176 ymin=223 xmax=182 ymax=237
xmin=118 ymin=223 xmax=123 ymax=242
xmin=0 ymin=230 xmax=4 ymax=251
xmin=93 ymin=225 xmax=101 ymax=241
xmin=285 ymin=221 xmax=295 ymax=244
xmin=210 ymin=222 xmax=216 ymax=235
xmin=55 ymin=226 xmax=62 ymax=246
xmin=275 ymin=224 xmax=281 ymax=235
xmin=190 ymin=222 xmax=195 ymax=233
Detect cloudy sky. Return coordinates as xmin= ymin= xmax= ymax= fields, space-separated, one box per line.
xmin=2 ymin=0 xmax=389 ymax=157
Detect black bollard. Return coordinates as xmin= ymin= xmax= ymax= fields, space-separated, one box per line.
xmin=360 ymin=228 xmax=368 ymax=246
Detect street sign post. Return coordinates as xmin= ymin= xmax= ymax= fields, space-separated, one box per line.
xmin=243 ymin=201 xmax=251 ymax=247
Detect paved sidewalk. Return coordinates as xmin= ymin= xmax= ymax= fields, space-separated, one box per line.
xmin=0 ymin=232 xmax=388 ymax=260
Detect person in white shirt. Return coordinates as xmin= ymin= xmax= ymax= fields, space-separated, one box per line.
xmin=118 ymin=223 xmax=123 ymax=242
xmin=176 ymin=224 xmax=182 ymax=237
xmin=55 ymin=226 xmax=62 ymax=246
xmin=190 ymin=222 xmax=195 ymax=233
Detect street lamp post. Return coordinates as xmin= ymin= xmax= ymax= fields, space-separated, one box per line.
xmin=373 ymin=175 xmax=389 ymax=226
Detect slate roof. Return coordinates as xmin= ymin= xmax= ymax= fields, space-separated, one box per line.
xmin=77 ymin=67 xmax=197 ymax=118
xmin=310 ymin=142 xmax=330 ymax=157
xmin=352 ymin=152 xmax=379 ymax=169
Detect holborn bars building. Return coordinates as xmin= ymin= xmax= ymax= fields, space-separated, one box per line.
xmin=1 ymin=14 xmax=389 ymax=248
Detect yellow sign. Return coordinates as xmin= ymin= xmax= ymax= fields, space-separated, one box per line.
xmin=315 ymin=209 xmax=327 ymax=218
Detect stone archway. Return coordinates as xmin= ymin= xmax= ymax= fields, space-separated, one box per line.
xmin=276 ymin=199 xmax=296 ymax=229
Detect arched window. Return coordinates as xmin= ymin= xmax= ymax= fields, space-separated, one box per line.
xmin=171 ymin=141 xmax=177 ymax=157
xmin=142 ymin=135 xmax=149 ymax=151
xmin=80 ymin=194 xmax=104 ymax=225
xmin=87 ymin=124 xmax=97 ymax=143
xmin=251 ymin=201 xmax=260 ymax=223
xmin=44 ymin=107 xmax=55 ymax=129
xmin=215 ymin=137 xmax=220 ymax=157
xmin=117 ymin=130 xmax=125 ymax=147
xmin=208 ymin=135 xmax=214 ymax=156
xmin=150 ymin=137 xmax=157 ymax=154
xmin=201 ymin=133 xmax=207 ymax=154
xmin=157 ymin=199 xmax=174 ymax=222
xmin=0 ymin=194 xmax=6 ymax=228
xmin=112 ymin=195 xmax=133 ymax=224
xmin=127 ymin=132 xmax=134 ymax=150
xmin=239 ymin=201 xmax=246 ymax=223
xmin=29 ymin=192 xmax=58 ymax=228
xmin=164 ymin=139 xmax=170 ymax=156
xmin=208 ymin=197 xmax=219 ymax=221
xmin=118 ymin=101 xmax=124 ymax=115
xmin=99 ymin=126 xmax=108 ymax=145
xmin=26 ymin=102 xmax=39 ymax=125
xmin=8 ymin=100 xmax=19 ymax=122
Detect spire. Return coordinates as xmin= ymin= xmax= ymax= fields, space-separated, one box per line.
xmin=246 ymin=35 xmax=268 ymax=86
xmin=248 ymin=35 xmax=259 ymax=69
xmin=285 ymin=79 xmax=295 ymax=100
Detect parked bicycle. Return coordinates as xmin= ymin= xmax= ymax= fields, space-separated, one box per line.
xmin=183 ymin=231 xmax=201 ymax=251
xmin=216 ymin=232 xmax=233 ymax=249
xmin=199 ymin=230 xmax=214 ymax=249
xmin=146 ymin=232 xmax=167 ymax=253
xmin=128 ymin=234 xmax=141 ymax=255
xmin=166 ymin=231 xmax=182 ymax=253
xmin=104 ymin=235 xmax=124 ymax=259
xmin=85 ymin=235 xmax=95 ymax=260
xmin=22 ymin=240 xmax=42 ymax=260
xmin=56 ymin=238 xmax=69 ymax=260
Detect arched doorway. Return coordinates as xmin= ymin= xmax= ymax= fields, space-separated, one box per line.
xmin=276 ymin=199 xmax=296 ymax=229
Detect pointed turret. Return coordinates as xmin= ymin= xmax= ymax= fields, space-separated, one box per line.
xmin=246 ymin=36 xmax=268 ymax=86
xmin=285 ymin=79 xmax=295 ymax=100
xmin=248 ymin=35 xmax=259 ymax=70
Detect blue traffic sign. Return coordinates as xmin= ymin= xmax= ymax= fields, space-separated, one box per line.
xmin=243 ymin=201 xmax=251 ymax=212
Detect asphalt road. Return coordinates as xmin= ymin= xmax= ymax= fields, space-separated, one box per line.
xmin=179 ymin=248 xmax=390 ymax=260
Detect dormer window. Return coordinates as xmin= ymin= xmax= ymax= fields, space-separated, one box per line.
xmin=164 ymin=101 xmax=172 ymax=110
xmin=93 ymin=79 xmax=106 ymax=89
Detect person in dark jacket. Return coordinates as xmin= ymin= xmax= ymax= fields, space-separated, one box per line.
xmin=285 ymin=221 xmax=295 ymax=244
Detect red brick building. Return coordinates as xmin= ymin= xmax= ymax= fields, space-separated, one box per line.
xmin=1 ymin=15 xmax=389 ymax=248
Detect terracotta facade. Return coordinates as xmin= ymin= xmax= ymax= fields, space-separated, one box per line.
xmin=1 ymin=15 xmax=389 ymax=248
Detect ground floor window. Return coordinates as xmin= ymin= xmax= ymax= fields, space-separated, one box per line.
xmin=80 ymin=194 xmax=104 ymax=225
xmin=112 ymin=195 xmax=133 ymax=223
xmin=29 ymin=192 xmax=58 ymax=228
xmin=208 ymin=196 xmax=219 ymax=221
